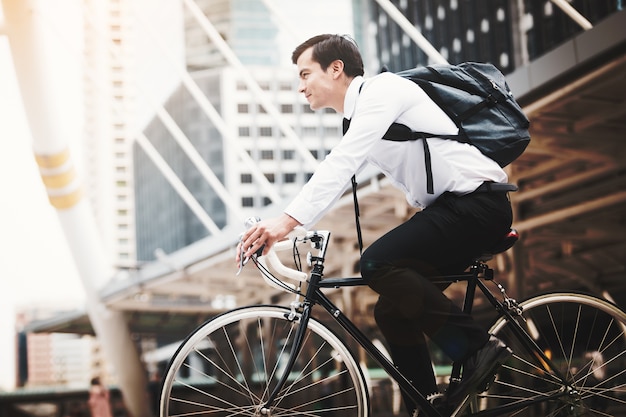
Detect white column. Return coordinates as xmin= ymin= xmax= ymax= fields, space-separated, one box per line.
xmin=1 ymin=1 xmax=149 ymax=416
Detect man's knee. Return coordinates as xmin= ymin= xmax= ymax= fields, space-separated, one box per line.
xmin=359 ymin=252 xmax=384 ymax=282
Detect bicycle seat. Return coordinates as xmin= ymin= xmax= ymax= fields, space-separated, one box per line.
xmin=483 ymin=228 xmax=519 ymax=257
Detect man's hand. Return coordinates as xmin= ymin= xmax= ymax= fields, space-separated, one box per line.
xmin=235 ymin=213 xmax=301 ymax=267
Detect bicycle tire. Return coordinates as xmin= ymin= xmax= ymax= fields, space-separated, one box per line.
xmin=160 ymin=305 xmax=370 ymax=417
xmin=474 ymin=292 xmax=626 ymax=416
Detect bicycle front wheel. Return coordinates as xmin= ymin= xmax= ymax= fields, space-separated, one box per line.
xmin=480 ymin=292 xmax=626 ymax=416
xmin=160 ymin=305 xmax=369 ymax=417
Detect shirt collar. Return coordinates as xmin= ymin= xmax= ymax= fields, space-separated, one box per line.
xmin=343 ymin=76 xmax=364 ymax=119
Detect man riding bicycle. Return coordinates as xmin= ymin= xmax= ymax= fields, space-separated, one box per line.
xmin=237 ymin=34 xmax=513 ymax=416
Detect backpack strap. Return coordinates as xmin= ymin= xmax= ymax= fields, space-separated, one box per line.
xmin=343 ymin=118 xmax=364 ymax=255
xmin=351 ymin=174 xmax=364 ymax=255
xmin=344 ymin=118 xmax=437 ymax=195
xmin=422 ymin=138 xmax=434 ymax=195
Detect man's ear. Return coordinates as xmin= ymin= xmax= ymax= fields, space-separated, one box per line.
xmin=330 ymin=59 xmax=345 ymax=79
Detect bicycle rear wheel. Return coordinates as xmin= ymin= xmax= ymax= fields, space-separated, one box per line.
xmin=478 ymin=292 xmax=626 ymax=416
xmin=160 ymin=305 xmax=369 ymax=417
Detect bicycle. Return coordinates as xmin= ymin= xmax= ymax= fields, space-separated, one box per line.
xmin=160 ymin=226 xmax=626 ymax=416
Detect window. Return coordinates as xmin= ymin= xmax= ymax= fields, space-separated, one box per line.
xmin=242 ymin=197 xmax=254 ymax=207
xmin=239 ymin=126 xmax=250 ymax=137
xmin=324 ymin=126 xmax=339 ymax=136
xmin=240 ymin=173 xmax=253 ymax=183
xmin=302 ymin=104 xmax=314 ymax=113
xmin=259 ymin=127 xmax=273 ymax=137
xmin=283 ymin=173 xmax=296 ymax=183
xmin=237 ymin=103 xmax=249 ymax=113
xmin=264 ymin=173 xmax=275 ymax=183
xmin=281 ymin=104 xmax=293 ymax=113
xmin=282 ymin=150 xmax=295 ymax=160
xmin=260 ymin=150 xmax=274 ymax=160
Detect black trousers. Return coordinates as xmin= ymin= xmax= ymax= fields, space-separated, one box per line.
xmin=360 ymin=189 xmax=513 ymax=414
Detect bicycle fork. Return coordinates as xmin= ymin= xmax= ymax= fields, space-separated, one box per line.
xmin=257 ymin=300 xmax=311 ymax=415
xmin=257 ymin=265 xmax=324 ymax=415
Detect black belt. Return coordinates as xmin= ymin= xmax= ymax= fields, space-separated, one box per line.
xmin=474 ymin=182 xmax=518 ymax=193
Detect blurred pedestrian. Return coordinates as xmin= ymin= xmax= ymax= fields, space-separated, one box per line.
xmin=88 ymin=377 xmax=113 ymax=417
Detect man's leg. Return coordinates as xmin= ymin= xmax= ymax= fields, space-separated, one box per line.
xmin=368 ymin=264 xmax=489 ymax=362
xmin=361 ymin=191 xmax=513 ymax=413
xmin=374 ymin=296 xmax=439 ymax=414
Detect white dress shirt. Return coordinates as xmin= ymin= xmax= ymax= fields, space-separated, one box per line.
xmin=285 ymin=72 xmax=508 ymax=228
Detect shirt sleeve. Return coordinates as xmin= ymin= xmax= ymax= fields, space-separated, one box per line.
xmin=284 ymin=74 xmax=418 ymax=227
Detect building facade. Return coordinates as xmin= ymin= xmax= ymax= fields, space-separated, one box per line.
xmin=134 ymin=65 xmax=342 ymax=261
xmin=362 ymin=0 xmax=619 ymax=75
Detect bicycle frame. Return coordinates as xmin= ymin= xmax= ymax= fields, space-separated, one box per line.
xmin=259 ymin=236 xmax=575 ymax=417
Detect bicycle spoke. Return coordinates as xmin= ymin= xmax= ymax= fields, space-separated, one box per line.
xmin=190 ymin=347 xmax=261 ymax=403
xmin=257 ymin=315 xmax=296 ymax=404
xmin=170 ymin=379 xmax=255 ymax=415
xmin=273 ymin=336 xmax=332 ymax=404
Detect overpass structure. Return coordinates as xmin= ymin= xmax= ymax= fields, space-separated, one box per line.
xmin=2 ymin=1 xmax=625 ymax=416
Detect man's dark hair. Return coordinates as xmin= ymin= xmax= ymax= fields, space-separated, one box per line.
xmin=291 ymin=34 xmax=364 ymax=77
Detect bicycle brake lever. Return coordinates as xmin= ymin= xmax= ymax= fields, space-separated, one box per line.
xmin=236 ymin=216 xmax=263 ymax=276
xmin=236 ymin=242 xmax=247 ymax=276
xmin=236 ymin=240 xmax=265 ymax=276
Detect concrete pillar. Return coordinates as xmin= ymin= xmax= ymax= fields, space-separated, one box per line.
xmin=1 ymin=1 xmax=149 ymax=416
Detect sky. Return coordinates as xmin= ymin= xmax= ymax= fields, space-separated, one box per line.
xmin=0 ymin=0 xmax=354 ymax=391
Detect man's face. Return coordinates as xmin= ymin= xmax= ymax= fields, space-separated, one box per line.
xmin=296 ymin=47 xmax=337 ymax=111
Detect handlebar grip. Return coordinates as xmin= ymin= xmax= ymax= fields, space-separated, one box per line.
xmin=246 ymin=225 xmax=314 ymax=290
xmin=259 ymin=226 xmax=308 ymax=282
xmin=260 ymin=251 xmax=308 ymax=282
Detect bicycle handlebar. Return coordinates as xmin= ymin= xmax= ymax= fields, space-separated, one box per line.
xmin=257 ymin=227 xmax=309 ymax=283
xmin=244 ymin=226 xmax=330 ymax=293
